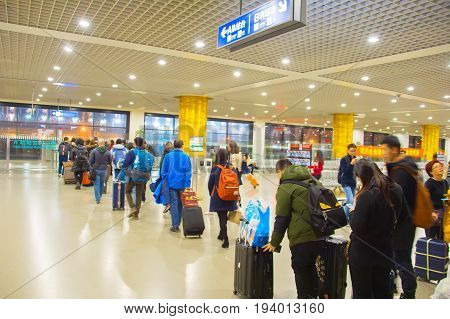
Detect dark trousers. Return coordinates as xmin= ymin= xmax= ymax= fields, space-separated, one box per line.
xmin=290 ymin=241 xmax=321 ymax=299
xmin=217 ymin=211 xmax=228 ymax=241
xmin=126 ymin=180 xmax=144 ymax=212
xmin=394 ymin=249 xmax=417 ymax=298
xmin=58 ymin=155 xmax=68 ymax=175
xmin=74 ymin=172 xmax=83 ymax=184
xmin=349 ymin=263 xmax=393 ymax=299
xmin=425 ymin=226 xmax=442 ymax=240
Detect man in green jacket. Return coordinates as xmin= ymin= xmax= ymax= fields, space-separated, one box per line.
xmin=263 ymin=159 xmax=322 ymax=299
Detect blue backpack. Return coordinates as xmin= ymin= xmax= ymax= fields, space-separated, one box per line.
xmin=113 ymin=148 xmax=127 ymax=169
xmin=128 ymin=149 xmax=154 ymax=183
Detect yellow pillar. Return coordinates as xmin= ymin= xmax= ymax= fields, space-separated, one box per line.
xmin=421 ymin=125 xmax=440 ymax=161
xmin=178 ymin=96 xmax=208 ymax=157
xmin=332 ymin=113 xmax=354 ymax=159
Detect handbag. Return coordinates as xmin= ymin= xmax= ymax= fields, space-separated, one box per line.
xmin=227 ymin=210 xmax=242 ymax=225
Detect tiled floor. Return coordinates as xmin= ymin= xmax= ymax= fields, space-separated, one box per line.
xmin=0 ymin=170 xmax=436 ymax=298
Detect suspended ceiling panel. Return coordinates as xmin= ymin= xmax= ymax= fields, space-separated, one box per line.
xmin=0 ymin=0 xmax=449 ymax=73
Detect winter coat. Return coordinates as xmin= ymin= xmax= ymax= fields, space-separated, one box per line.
xmin=339 ymin=155 xmax=356 ymax=187
xmin=230 ymin=153 xmax=243 ymax=172
xmin=208 ymin=165 xmax=239 ymax=212
xmin=110 ymin=144 xmax=128 ymax=169
xmin=161 ymin=149 xmax=192 ymax=190
xmin=71 ymin=145 xmax=90 ymax=173
xmin=270 ymin=165 xmax=321 ymax=248
xmin=386 ymin=156 xmax=418 ymax=251
xmin=89 ymin=147 xmax=112 ymax=171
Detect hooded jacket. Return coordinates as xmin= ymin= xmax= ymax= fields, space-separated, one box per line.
xmin=71 ymin=145 xmax=90 ymax=172
xmin=111 ymin=144 xmax=128 ymax=169
xmin=386 ymin=156 xmax=418 ymax=250
xmin=89 ymin=146 xmax=112 ymax=171
xmin=270 ymin=165 xmax=320 ymax=248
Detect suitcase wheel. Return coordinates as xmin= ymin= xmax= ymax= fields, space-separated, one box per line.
xmin=233 ymin=290 xmax=238 ymax=296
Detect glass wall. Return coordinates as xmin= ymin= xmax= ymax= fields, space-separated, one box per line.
xmin=409 ymin=135 xmax=422 ymax=149
xmin=144 ymin=114 xmax=253 ymax=156
xmin=265 ymin=124 xmax=332 ymax=160
xmin=364 ymin=131 xmax=388 ymax=146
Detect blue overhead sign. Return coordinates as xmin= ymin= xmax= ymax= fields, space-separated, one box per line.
xmin=217 ymin=0 xmax=306 ymax=51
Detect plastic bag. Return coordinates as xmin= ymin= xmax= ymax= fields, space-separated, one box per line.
xmin=243 ymin=200 xmax=270 ymax=247
xmin=431 ymin=277 xmax=450 ymax=299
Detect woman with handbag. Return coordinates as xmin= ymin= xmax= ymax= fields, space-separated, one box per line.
xmin=425 ymin=160 xmax=449 ymax=239
xmin=208 ymin=148 xmax=239 ymax=249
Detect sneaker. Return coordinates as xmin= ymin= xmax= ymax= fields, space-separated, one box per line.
xmin=163 ymin=206 xmax=170 ymax=214
xmin=170 ymin=226 xmax=180 ymax=233
xmin=96 ymin=200 xmax=100 ymax=204
xmin=222 ymin=240 xmax=229 ymax=249
xmin=217 ymin=233 xmax=224 ymax=241
xmin=58 ymin=174 xmax=61 ymax=177
xmin=75 ymin=183 xmax=81 ymax=190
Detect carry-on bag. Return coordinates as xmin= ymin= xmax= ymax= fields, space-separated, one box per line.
xmin=82 ymin=171 xmax=93 ymax=186
xmin=316 ymin=236 xmax=348 ymax=299
xmin=181 ymin=188 xmax=199 ymax=207
xmin=246 ymin=174 xmax=259 ymax=188
xmin=63 ymin=162 xmax=76 ymax=184
xmin=112 ymin=181 xmax=125 ymax=211
xmin=182 ymin=206 xmax=205 ymax=238
xmin=233 ymin=238 xmax=273 ymax=299
xmin=414 ymin=237 xmax=449 ymax=282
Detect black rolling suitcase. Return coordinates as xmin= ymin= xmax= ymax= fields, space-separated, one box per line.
xmin=182 ymin=206 xmax=205 ymax=238
xmin=233 ymin=238 xmax=274 ymax=299
xmin=112 ymin=181 xmax=125 ymax=211
xmin=316 ymin=236 xmax=348 ymax=299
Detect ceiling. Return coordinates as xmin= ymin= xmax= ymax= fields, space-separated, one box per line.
xmin=0 ymin=0 xmax=449 ymax=137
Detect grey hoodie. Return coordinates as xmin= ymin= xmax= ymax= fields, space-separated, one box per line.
xmin=111 ymin=144 xmax=128 ymax=169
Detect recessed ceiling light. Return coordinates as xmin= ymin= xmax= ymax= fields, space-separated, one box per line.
xmin=85 ymin=98 xmax=91 ymax=102
xmin=53 ymin=65 xmax=61 ymax=71
xmin=264 ymin=110 xmax=269 ymax=114
xmin=261 ymin=92 xmax=267 ymax=96
xmin=443 ymin=95 xmax=450 ymax=99
xmin=271 ymin=101 xmax=276 ymax=106
xmin=158 ymin=59 xmax=167 ymax=66
xmin=406 ymin=113 xmax=411 ymax=117
xmin=163 ymin=109 xmax=168 ymax=112
xmin=272 ymin=115 xmax=276 ymax=118
xmin=281 ymin=58 xmax=290 ymax=65
xmin=308 ymin=84 xmax=316 ymax=89
xmin=392 ymin=130 xmax=396 ymax=133
xmin=128 ymin=74 xmax=136 ymax=80
xmin=393 ymin=118 xmax=398 ymax=121
xmin=365 ymin=124 xmax=369 ymax=127
xmin=233 ymin=70 xmax=241 ymax=77
xmin=386 ymin=126 xmax=390 ymax=129
xmin=355 ymin=119 xmax=358 ymax=122
xmin=112 ymin=84 xmax=118 ymax=88
xmin=406 ymin=86 xmax=415 ymax=92
xmin=63 ymin=45 xmax=73 ymax=53
xmin=96 ymin=92 xmax=101 ymax=96
xmin=42 ymin=87 xmax=48 ymax=92
xmin=353 ymin=92 xmax=360 ymax=97
xmin=195 ymin=40 xmax=205 ymax=48
xmin=379 ymin=129 xmax=382 ymax=132
xmin=304 ymin=98 xmax=311 ymax=102
xmin=38 ymin=94 xmax=43 ymax=97
xmin=340 ymin=103 xmax=347 ymax=107
xmin=413 ymin=120 xmax=418 ymax=123
xmin=419 ymin=104 xmax=426 ymax=108
xmin=225 ymin=114 xmax=229 ymax=117
xmin=79 ymin=102 xmax=83 ymax=105
xmin=213 ymin=109 xmax=217 ymax=113
xmin=230 ymin=107 xmax=235 ymax=110
xmin=244 ymin=112 xmax=248 ymax=116
xmin=371 ymin=108 xmax=377 ymax=111
xmin=402 ymin=128 xmax=405 ymax=131
xmin=78 ymin=19 xmax=90 ymax=28
xmin=415 ymin=130 xmax=419 ymax=133
xmin=428 ymin=116 xmax=433 ymax=120
xmin=327 ymin=121 xmax=331 ymax=124
xmin=305 ymin=118 xmax=308 ymax=121
xmin=306 ymin=106 xmax=311 ymax=110
xmin=367 ymin=36 xmax=379 ymax=44
xmin=252 ymin=117 xmax=255 ymax=120
xmin=36 ymin=98 xmax=40 ymax=102
xmin=282 ymin=120 xmax=286 ymax=123
xmin=129 ymin=101 xmax=134 ymax=105
xmin=375 ymin=122 xmax=379 ymax=125
xmin=391 ymin=98 xmax=397 ymax=103
xmin=361 ymin=75 xmax=370 ymax=81
xmin=193 ymin=82 xmax=200 ymax=88
xmin=117 ymin=105 xmax=122 ymax=108
xmin=324 ymin=123 xmax=328 ymax=126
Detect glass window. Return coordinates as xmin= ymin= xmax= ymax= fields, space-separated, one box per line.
xmin=56 ymin=110 xmax=93 ymax=126
xmin=94 ymin=112 xmax=127 ymax=128
xmin=409 ymin=135 xmax=422 ymax=149
xmin=144 ymin=114 xmax=178 ymax=156
xmin=364 ymin=132 xmax=388 ymax=146
xmin=0 ymin=105 xmax=17 ymax=122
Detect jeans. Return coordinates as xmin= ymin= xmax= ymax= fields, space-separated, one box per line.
xmin=94 ymin=169 xmax=107 ymax=202
xmin=126 ymin=180 xmax=145 ymax=213
xmin=394 ymin=249 xmax=417 ymax=298
xmin=290 ymin=241 xmax=321 ymax=299
xmin=217 ymin=211 xmax=228 ymax=241
xmin=343 ymin=185 xmax=355 ymax=221
xmin=169 ymin=189 xmax=183 ymax=229
xmin=58 ymin=155 xmax=68 ymax=175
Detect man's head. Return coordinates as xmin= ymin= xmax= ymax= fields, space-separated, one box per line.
xmin=381 ymin=135 xmax=401 ymax=163
xmin=174 ymin=140 xmax=184 ymax=149
xmin=275 ymin=159 xmax=292 ymax=179
xmin=63 ymin=137 xmax=69 ymax=142
xmin=347 ymin=143 xmax=357 ymax=157
xmin=115 ymin=138 xmax=122 ymax=145
xmin=98 ymin=139 xmax=106 ymax=147
xmin=134 ymin=137 xmax=144 ymax=148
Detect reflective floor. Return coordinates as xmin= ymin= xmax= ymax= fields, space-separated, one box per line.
xmin=0 ymin=170 xmax=435 ymax=299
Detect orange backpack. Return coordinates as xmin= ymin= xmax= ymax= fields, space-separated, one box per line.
xmin=215 ymin=164 xmax=240 ymax=201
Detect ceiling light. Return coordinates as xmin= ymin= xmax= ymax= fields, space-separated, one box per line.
xmin=233 ymin=70 xmax=241 ymax=77
xmin=419 ymin=104 xmax=426 ymax=108
xmin=78 ymin=19 xmax=90 ymax=28
xmin=367 ymin=36 xmax=379 ymax=44
xmin=340 ymin=103 xmax=347 ymax=107
xmin=392 ymin=130 xmax=396 ymax=133
xmin=225 ymin=114 xmax=229 ymax=117
xmin=428 ymin=116 xmax=433 ymax=120
xmin=402 ymin=128 xmax=405 ymax=131
xmin=163 ymin=109 xmax=168 ymax=112
xmin=379 ymin=129 xmax=382 ymax=132
xmin=112 ymin=84 xmax=118 ymax=88
xmin=406 ymin=86 xmax=415 ymax=92
xmin=128 ymin=74 xmax=136 ymax=80
xmin=386 ymin=126 xmax=390 ymax=129
xmin=158 ymin=59 xmax=167 ymax=66
xmin=327 ymin=121 xmax=331 ymax=124
xmin=304 ymin=98 xmax=310 ymax=102
xmin=308 ymin=84 xmax=316 ymax=89
xmin=361 ymin=75 xmax=370 ymax=81
xmin=261 ymin=92 xmax=267 ymax=96
xmin=42 ymin=87 xmax=47 ymax=92
xmin=230 ymin=107 xmax=235 ymax=110
xmin=391 ymin=98 xmax=397 ymax=103
xmin=117 ymin=105 xmax=122 ymax=108
xmin=393 ymin=118 xmax=398 ymax=121
xmin=85 ymin=98 xmax=91 ymax=102
xmin=406 ymin=113 xmax=411 ymax=117
xmin=213 ymin=109 xmax=217 ymax=113
xmin=443 ymin=95 xmax=450 ymax=99
xmin=264 ymin=110 xmax=269 ymax=114
xmin=47 ymin=77 xmax=54 ymax=82
xmin=375 ymin=122 xmax=379 ymax=125
xmin=195 ymin=40 xmax=205 ymax=48
xmin=96 ymin=92 xmax=101 ymax=96
xmin=365 ymin=124 xmax=369 ymax=127
xmin=36 ymin=98 xmax=40 ymax=102
xmin=353 ymin=92 xmax=360 ymax=97
xmin=413 ymin=120 xmax=418 ymax=123
xmin=305 ymin=118 xmax=308 ymax=121
xmin=272 ymin=115 xmax=276 ymax=118
xmin=415 ymin=130 xmax=419 ymax=133
xmin=282 ymin=120 xmax=286 ymax=123
xmin=129 ymin=101 xmax=134 ymax=105
xmin=324 ymin=123 xmax=328 ymax=126
xmin=244 ymin=112 xmax=248 ymax=116
xmin=38 ymin=94 xmax=43 ymax=98
xmin=53 ymin=65 xmax=61 ymax=71
xmin=79 ymin=102 xmax=83 ymax=105
xmin=252 ymin=117 xmax=255 ymax=120
xmin=63 ymin=45 xmax=73 ymax=53
xmin=355 ymin=119 xmax=358 ymax=122
xmin=371 ymin=108 xmax=377 ymax=111
xmin=281 ymin=58 xmax=290 ymax=65
xmin=193 ymin=82 xmax=200 ymax=88
xmin=271 ymin=101 xmax=276 ymax=106
xmin=306 ymin=106 xmax=311 ymax=110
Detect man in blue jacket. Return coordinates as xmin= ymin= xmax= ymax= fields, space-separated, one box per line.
xmin=338 ymin=143 xmax=358 ymax=220
xmin=161 ymin=140 xmax=192 ymax=232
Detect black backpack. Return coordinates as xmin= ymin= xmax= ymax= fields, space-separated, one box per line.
xmin=281 ymin=180 xmax=348 ymax=236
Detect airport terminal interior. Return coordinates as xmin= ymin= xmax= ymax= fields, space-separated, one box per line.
xmin=0 ymin=0 xmax=449 ymax=299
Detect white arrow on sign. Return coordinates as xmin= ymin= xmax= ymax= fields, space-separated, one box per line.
xmin=221 ymin=27 xmax=228 ymax=38
xmin=278 ymin=0 xmax=287 ymax=13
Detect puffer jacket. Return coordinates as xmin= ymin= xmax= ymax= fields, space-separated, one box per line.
xmin=71 ymin=145 xmax=90 ymax=173
xmin=89 ymin=147 xmax=112 ymax=171
xmin=270 ymin=165 xmax=321 ymax=248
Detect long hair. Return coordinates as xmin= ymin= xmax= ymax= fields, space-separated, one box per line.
xmin=354 ymin=159 xmax=394 ymax=207
xmin=228 ymin=141 xmax=240 ymax=154
xmin=215 ymin=148 xmax=229 ymax=166
xmin=315 ymin=150 xmax=324 ymax=163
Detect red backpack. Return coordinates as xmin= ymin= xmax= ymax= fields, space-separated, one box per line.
xmin=215 ymin=164 xmax=240 ymax=201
